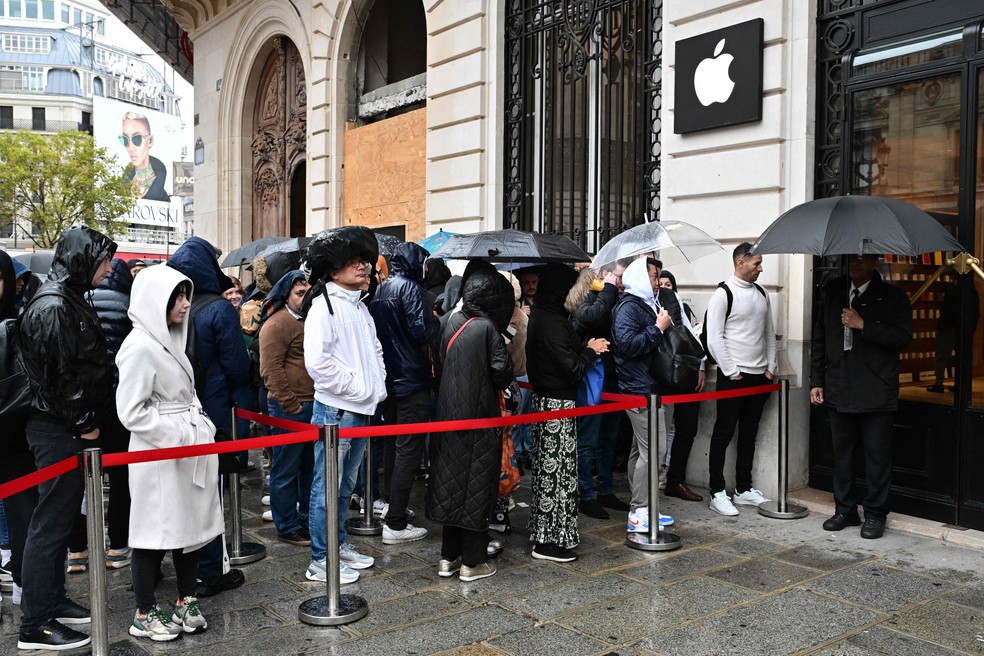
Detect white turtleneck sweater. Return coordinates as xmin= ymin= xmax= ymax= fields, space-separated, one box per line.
xmin=705 ymin=275 xmax=777 ymax=379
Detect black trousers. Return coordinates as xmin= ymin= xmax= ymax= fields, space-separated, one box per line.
xmin=708 ymin=372 xmax=770 ymax=495
xmin=828 ymin=409 xmax=894 ymax=520
xmin=0 ymin=448 xmax=38 ymax=587
xmin=441 ymin=525 xmax=489 ymax=568
xmin=665 ymin=400 xmax=700 ymax=487
xmin=20 ymin=417 xmax=92 ymax=633
xmin=131 ymin=548 xmax=199 ymax=613
xmin=382 ymin=389 xmax=431 ymax=531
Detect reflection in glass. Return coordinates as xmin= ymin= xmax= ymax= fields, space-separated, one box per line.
xmin=973 ymin=68 xmax=984 ymax=408
xmin=853 ymin=29 xmax=962 ymax=77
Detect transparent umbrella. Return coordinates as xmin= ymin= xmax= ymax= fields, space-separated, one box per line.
xmin=590 ymin=220 xmax=724 ymax=271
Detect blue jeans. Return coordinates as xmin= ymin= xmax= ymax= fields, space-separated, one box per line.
xmin=576 ymin=408 xmax=620 ymax=499
xmin=267 ymin=398 xmax=314 ymax=536
xmin=512 ymin=375 xmax=533 ymax=456
xmin=309 ymin=400 xmax=370 ymax=561
xmin=0 ymin=499 xmax=8 ymax=545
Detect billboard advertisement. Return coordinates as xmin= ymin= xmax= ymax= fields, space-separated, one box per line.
xmin=93 ymin=96 xmax=184 ymax=228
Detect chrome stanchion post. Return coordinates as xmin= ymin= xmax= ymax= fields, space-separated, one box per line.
xmin=299 ymin=424 xmax=368 ymax=625
xmin=759 ymin=378 xmax=808 ymax=519
xmin=346 ymin=436 xmax=382 ymax=536
xmin=226 ymin=406 xmax=266 ymax=564
xmin=82 ymin=448 xmax=109 ymax=656
xmin=626 ymin=394 xmax=680 ymax=551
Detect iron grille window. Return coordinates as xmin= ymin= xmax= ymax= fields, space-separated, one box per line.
xmin=504 ymin=0 xmax=663 ymax=253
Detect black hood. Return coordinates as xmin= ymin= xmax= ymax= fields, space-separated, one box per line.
xmin=534 ymin=263 xmax=578 ymax=313
xmin=0 ymin=250 xmax=16 ymax=319
xmin=264 ymin=250 xmax=301 ymax=289
xmin=461 ymin=260 xmax=514 ymax=333
xmin=48 ymin=226 xmax=117 ymax=293
xmin=304 ymin=226 xmax=379 ymax=284
xmin=422 ymin=257 xmax=452 ymax=292
xmin=440 ymin=275 xmax=462 ymax=314
xmin=390 ymin=242 xmax=429 ymax=283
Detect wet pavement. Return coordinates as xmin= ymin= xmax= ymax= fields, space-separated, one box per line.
xmin=3 ymin=457 xmax=984 ymax=655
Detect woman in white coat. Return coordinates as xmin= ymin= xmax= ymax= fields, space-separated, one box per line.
xmin=116 ymin=264 xmax=224 ymax=641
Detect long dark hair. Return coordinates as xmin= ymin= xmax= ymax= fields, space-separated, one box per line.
xmin=0 ymin=251 xmax=17 ymax=320
xmin=167 ymin=280 xmax=192 ymax=314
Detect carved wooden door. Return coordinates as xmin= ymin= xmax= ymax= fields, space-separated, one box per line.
xmin=252 ymin=37 xmax=307 ymax=239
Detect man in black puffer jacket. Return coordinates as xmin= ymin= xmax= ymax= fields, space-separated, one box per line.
xmin=18 ymin=226 xmax=116 ymax=651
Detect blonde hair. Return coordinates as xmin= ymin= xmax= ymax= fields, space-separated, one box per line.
xmin=122 ymin=111 xmax=151 ymax=134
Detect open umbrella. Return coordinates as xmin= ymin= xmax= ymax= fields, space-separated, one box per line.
xmin=259 ymin=236 xmax=312 ymax=260
xmin=429 ymin=229 xmax=590 ymax=263
xmin=418 ymin=229 xmax=458 ymax=253
xmin=220 ymin=236 xmax=291 ymax=268
xmin=374 ymin=233 xmax=404 ymax=259
xmin=749 ymin=196 xmax=965 ymax=257
xmin=590 ymin=220 xmax=724 ymax=272
xmin=12 ymin=251 xmax=55 ymax=278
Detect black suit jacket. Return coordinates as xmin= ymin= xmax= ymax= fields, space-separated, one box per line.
xmin=810 ymin=270 xmax=912 ymax=413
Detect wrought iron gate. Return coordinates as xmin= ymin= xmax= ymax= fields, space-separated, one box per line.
xmin=504 ymin=0 xmax=663 ymax=253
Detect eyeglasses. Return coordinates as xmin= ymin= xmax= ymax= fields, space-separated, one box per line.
xmin=119 ymin=133 xmax=150 ymax=147
xmin=347 ymin=258 xmax=371 ymax=270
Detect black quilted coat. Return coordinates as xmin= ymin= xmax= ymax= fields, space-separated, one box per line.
xmin=426 ymin=263 xmax=514 ymax=531
xmin=90 ymin=258 xmax=133 ymax=358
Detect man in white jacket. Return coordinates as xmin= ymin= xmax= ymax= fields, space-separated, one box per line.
xmin=704 ymin=242 xmax=777 ymax=517
xmin=303 ymin=227 xmax=387 ymax=585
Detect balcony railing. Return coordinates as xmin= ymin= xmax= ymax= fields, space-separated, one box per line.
xmin=0 ymin=118 xmax=93 ymax=134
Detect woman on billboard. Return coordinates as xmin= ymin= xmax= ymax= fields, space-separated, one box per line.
xmin=120 ymin=111 xmax=169 ymax=202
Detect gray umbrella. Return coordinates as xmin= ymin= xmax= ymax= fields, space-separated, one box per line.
xmin=430 ymin=229 xmax=590 ymax=263
xmin=220 ymin=236 xmax=291 ymax=268
xmin=750 ymin=196 xmax=965 ymax=257
xmin=12 ymin=251 xmax=55 ymax=278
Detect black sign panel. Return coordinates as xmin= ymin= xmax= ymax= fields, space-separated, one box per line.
xmin=674 ymin=18 xmax=764 ymax=134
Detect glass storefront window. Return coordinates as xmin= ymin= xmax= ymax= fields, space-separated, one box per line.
xmin=972 ymin=68 xmax=984 ymax=409
xmin=853 ymin=30 xmax=962 ymax=77
xmin=851 ymin=72 xmax=963 ymax=405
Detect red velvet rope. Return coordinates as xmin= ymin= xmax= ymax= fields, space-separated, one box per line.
xmin=662 ymin=382 xmax=781 ymax=405
xmin=0 ymin=456 xmax=77 ymax=500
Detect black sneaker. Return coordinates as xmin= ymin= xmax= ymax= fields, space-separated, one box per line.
xmin=18 ymin=619 xmax=91 ymax=650
xmin=578 ymin=498 xmax=610 ymax=519
xmin=195 ymin=568 xmax=246 ymax=598
xmin=53 ymin=598 xmax=91 ymax=624
xmin=598 ymin=493 xmax=631 ymax=512
xmin=531 ymin=544 xmax=578 ymax=563
xmin=277 ymin=529 xmax=312 ymax=546
xmin=489 ymin=511 xmax=511 ymax=534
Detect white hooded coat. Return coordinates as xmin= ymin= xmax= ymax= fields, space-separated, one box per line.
xmin=116 ymin=264 xmax=224 ymax=550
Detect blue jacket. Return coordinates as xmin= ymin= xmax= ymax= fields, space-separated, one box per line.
xmin=369 ymin=243 xmax=439 ymax=397
xmin=167 ymin=237 xmax=251 ymax=433
xmin=611 ymin=258 xmax=663 ymax=396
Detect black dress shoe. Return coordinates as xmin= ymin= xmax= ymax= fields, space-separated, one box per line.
xmin=53 ymin=598 xmax=91 ymax=624
xmin=278 ymin=529 xmax=312 ymax=546
xmin=18 ymin=619 xmax=91 ymax=650
xmin=579 ymin=498 xmax=610 ymax=519
xmin=598 ymin=493 xmax=631 ymax=512
xmin=195 ymin=568 xmax=246 ymax=597
xmin=822 ymin=512 xmax=862 ymax=531
xmin=860 ymin=516 xmax=886 ymax=539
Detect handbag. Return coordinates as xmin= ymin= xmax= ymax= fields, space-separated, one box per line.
xmin=576 ymin=356 xmax=604 ymax=407
xmin=498 ymin=390 xmax=521 ymax=497
xmin=651 ymin=323 xmax=705 ymax=393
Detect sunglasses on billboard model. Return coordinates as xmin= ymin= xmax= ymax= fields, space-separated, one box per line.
xmin=119 ymin=133 xmax=150 ymax=147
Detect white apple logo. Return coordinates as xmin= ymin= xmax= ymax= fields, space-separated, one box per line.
xmin=693 ymin=38 xmax=735 ymax=106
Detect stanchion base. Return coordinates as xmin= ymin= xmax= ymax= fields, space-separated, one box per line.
xmin=346 ymin=516 xmax=383 ymax=536
xmin=625 ymin=531 xmax=682 ymax=552
xmin=298 ymin=594 xmax=369 ymax=626
xmin=227 ymin=541 xmax=266 ymax=565
xmin=757 ymin=501 xmax=809 ymax=520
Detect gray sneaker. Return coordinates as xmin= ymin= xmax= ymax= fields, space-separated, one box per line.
xmin=438 ymin=558 xmax=461 ymax=578
xmin=339 ymin=543 xmax=375 ymax=570
xmin=459 ymin=562 xmax=496 ymax=582
xmin=172 ymin=596 xmax=207 ymax=634
xmin=129 ymin=606 xmax=180 ymax=641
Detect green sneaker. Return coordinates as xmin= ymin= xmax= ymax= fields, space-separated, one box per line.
xmin=129 ymin=606 xmax=180 ymax=641
xmin=172 ymin=596 xmax=208 ymax=633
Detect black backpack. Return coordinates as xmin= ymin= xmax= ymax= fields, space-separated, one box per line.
xmin=700 ymin=281 xmax=766 ymax=365
xmin=0 ymin=288 xmax=71 ymax=417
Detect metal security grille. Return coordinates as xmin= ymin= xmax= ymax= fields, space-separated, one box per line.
xmin=504 ymin=0 xmax=663 ymax=253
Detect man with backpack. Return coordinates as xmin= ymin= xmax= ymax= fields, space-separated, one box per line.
xmin=17 ymin=226 xmax=116 ymax=651
xmin=704 ymin=242 xmax=777 ymax=517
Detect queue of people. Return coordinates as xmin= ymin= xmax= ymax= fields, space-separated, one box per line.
xmin=0 ymin=224 xmax=911 ymax=651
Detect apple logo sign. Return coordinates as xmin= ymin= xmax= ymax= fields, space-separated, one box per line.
xmin=694 ymin=38 xmax=735 ymax=106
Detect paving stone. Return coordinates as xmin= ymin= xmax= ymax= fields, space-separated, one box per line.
xmin=808 ymin=643 xmax=877 ymax=655
xmin=314 ymin=605 xmax=532 ymax=655
xmin=707 ymin=556 xmax=820 ymax=592
xmin=502 ymin=574 xmax=648 ymax=619
xmin=943 ymin=580 xmax=984 ymax=610
xmin=561 ymin=577 xmax=757 ymax=644
xmin=640 ymin=589 xmax=878 ymax=656
xmin=881 ymin=542 xmax=984 ymax=583
xmin=891 ymin=598 xmax=984 ymax=654
xmin=446 ymin=562 xmax=583 ymax=603
xmin=713 ymin=536 xmax=786 ymax=557
xmin=566 ymin=543 xmax=655 ymax=574
xmin=847 ymin=626 xmax=969 ymax=656
xmin=203 ymin=576 xmax=304 ymax=613
xmin=387 ymin=565 xmax=452 ymax=593
xmin=440 ymin=644 xmax=508 ymax=656
xmin=771 ymin=544 xmax=873 ymax=572
xmin=185 ymin=621 xmax=351 ymax=655
xmin=151 ymin=607 xmax=285 ymax=652
xmin=808 ymin=565 xmax=954 ymax=612
xmin=489 ymin=622 xmax=609 ymax=656
xmin=347 ymin=590 xmax=471 ymax=636
xmin=235 ymin=551 xmax=311 ymax=583
xmin=621 ymin=547 xmax=742 ymax=585
xmin=369 ymin=550 xmax=430 ymax=574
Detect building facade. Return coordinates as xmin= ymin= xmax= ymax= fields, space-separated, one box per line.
xmin=164 ymin=0 xmax=984 ymax=530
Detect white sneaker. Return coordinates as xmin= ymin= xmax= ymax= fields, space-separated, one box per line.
xmin=12 ymin=583 xmax=21 ymax=605
xmin=261 ymin=495 xmax=271 ymax=506
xmin=261 ymin=510 xmax=273 ymax=522
xmin=305 ymin=558 xmax=359 ymax=584
xmin=382 ymin=524 xmax=427 ymax=545
xmin=709 ymin=491 xmax=739 ymax=516
xmin=626 ymin=508 xmax=673 ymax=532
xmin=380 ymin=503 xmax=415 ymax=520
xmin=733 ymin=488 xmax=770 ymax=507
xmin=339 ymin=543 xmax=374 ymax=570
xmin=371 ymin=499 xmax=386 ymax=517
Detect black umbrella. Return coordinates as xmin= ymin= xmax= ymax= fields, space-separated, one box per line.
xmin=750 ymin=196 xmax=965 ymax=257
xmin=429 ymin=229 xmax=590 ymax=263
xmin=220 ymin=236 xmax=291 ymax=268
xmin=374 ymin=233 xmax=404 ymax=259
xmin=259 ymin=236 xmax=313 ymax=259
